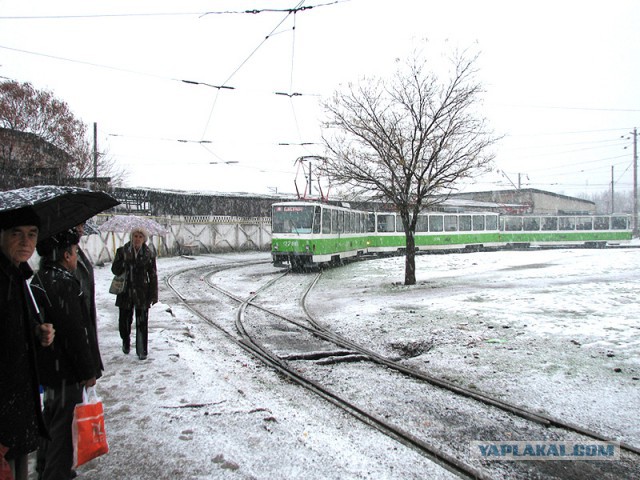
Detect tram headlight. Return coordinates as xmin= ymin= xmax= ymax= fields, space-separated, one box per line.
xmin=305 ymin=245 xmax=310 ymax=252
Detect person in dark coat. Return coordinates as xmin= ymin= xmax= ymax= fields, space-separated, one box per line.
xmin=73 ymin=223 xmax=104 ymax=375
xmin=0 ymin=208 xmax=54 ymax=480
xmin=30 ymin=229 xmax=103 ymax=480
xmin=111 ymin=227 xmax=158 ymax=360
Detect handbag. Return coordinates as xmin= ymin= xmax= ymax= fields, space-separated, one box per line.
xmin=72 ymin=386 xmax=109 ymax=468
xmin=108 ymin=273 xmax=126 ymax=295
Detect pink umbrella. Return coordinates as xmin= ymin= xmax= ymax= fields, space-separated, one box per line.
xmin=98 ymin=215 xmax=168 ymax=236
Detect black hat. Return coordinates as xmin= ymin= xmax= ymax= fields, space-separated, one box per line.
xmin=36 ymin=229 xmax=80 ymax=257
xmin=0 ymin=207 xmax=41 ymax=230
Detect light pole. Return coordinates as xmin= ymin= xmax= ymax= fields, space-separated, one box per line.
xmin=623 ymin=129 xmax=638 ymax=236
xmin=93 ymin=122 xmax=98 ymax=189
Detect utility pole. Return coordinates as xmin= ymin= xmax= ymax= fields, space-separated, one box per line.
xmin=500 ymin=170 xmax=528 ymax=190
xmin=633 ymin=127 xmax=638 ymax=237
xmin=93 ymin=122 xmax=98 ymax=189
xmin=611 ymin=165 xmax=615 ymax=214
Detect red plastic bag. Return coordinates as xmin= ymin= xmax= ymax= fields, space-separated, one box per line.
xmin=72 ymin=387 xmax=109 ymax=468
xmin=0 ymin=444 xmax=14 ymax=480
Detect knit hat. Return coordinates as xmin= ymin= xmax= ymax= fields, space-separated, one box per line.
xmin=36 ymin=228 xmax=80 ymax=257
xmin=0 ymin=207 xmax=41 ymax=230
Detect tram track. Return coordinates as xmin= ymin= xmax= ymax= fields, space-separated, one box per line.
xmin=170 ymin=266 xmax=486 ymax=479
xmin=298 ymin=274 xmax=640 ymax=457
xmin=167 ymin=259 xmax=640 ymax=479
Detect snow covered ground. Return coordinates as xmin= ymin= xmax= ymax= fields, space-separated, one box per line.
xmin=40 ymin=246 xmax=639 ymax=479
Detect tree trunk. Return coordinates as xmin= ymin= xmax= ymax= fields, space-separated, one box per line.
xmin=404 ymin=231 xmax=416 ymax=285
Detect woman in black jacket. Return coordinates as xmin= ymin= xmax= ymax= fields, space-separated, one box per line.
xmin=111 ymin=227 xmax=158 ymax=360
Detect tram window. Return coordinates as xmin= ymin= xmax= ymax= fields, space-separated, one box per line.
xmin=272 ymin=208 xmax=285 ymax=233
xmin=429 ymin=215 xmax=443 ymax=232
xmin=322 ymin=208 xmax=331 ymax=234
xmin=335 ymin=211 xmax=341 ymax=233
xmin=523 ymin=217 xmax=540 ymax=231
xmin=611 ymin=216 xmax=628 ymax=230
xmin=416 ymin=215 xmax=429 ymax=232
xmin=472 ymin=215 xmax=485 ymax=231
xmin=377 ymin=214 xmax=394 ymax=232
xmin=313 ymin=206 xmax=321 ymax=234
xmin=444 ymin=216 xmax=458 ymax=232
xmin=504 ymin=217 xmax=523 ymax=231
xmin=367 ymin=213 xmax=376 ymax=232
xmin=485 ymin=215 xmax=498 ymax=230
xmin=271 ymin=205 xmax=314 ymax=233
xmin=396 ymin=216 xmax=405 ymax=232
xmin=542 ymin=217 xmax=558 ymax=230
xmin=459 ymin=215 xmax=472 ymax=231
xmin=559 ymin=217 xmax=576 ymax=230
xmin=594 ymin=217 xmax=609 ymax=230
xmin=576 ymin=217 xmax=593 ymax=230
xmin=331 ymin=210 xmax=338 ymax=234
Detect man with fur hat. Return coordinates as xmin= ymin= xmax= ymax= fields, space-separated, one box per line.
xmin=30 ymin=229 xmax=103 ymax=480
xmin=112 ymin=227 xmax=158 ymax=360
xmin=0 ymin=208 xmax=54 ymax=480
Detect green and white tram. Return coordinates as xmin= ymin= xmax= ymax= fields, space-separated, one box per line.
xmin=271 ymin=201 xmax=633 ymax=270
xmin=271 ymin=202 xmax=372 ymax=269
xmin=368 ymin=211 xmax=502 ymax=254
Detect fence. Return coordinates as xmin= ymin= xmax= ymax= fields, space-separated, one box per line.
xmin=81 ymin=215 xmax=272 ymax=266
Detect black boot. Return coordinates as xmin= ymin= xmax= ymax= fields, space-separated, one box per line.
xmin=122 ymin=339 xmax=130 ymax=354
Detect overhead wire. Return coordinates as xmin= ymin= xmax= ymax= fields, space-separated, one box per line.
xmin=495 ymin=128 xmax=636 ymax=192
xmin=0 ymin=2 xmax=345 ymax=20
xmin=199 ymin=0 xmax=306 ymax=141
xmin=0 ymin=44 xmax=169 ymax=81
xmin=283 ymin=6 xmax=311 ymax=152
xmin=1 ymin=0 xmax=633 ymax=192
xmin=1 ymin=1 xmax=331 ymax=163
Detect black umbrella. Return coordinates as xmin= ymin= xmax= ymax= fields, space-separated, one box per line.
xmin=0 ymin=185 xmax=119 ymax=239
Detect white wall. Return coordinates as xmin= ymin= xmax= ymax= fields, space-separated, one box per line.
xmin=80 ymin=216 xmax=272 ymax=266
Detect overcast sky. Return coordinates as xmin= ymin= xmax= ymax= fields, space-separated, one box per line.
xmin=1 ymin=0 xmax=639 ymax=198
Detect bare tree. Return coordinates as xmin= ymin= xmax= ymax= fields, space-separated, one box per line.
xmin=0 ymin=80 xmax=124 ymax=188
xmin=320 ymin=49 xmax=498 ymax=285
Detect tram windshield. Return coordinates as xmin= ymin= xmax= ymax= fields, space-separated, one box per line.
xmin=272 ymin=205 xmax=315 ymax=234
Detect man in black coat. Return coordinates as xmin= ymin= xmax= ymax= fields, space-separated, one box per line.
xmin=0 ymin=208 xmax=54 ymax=480
xmin=31 ymin=229 xmax=103 ymax=480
